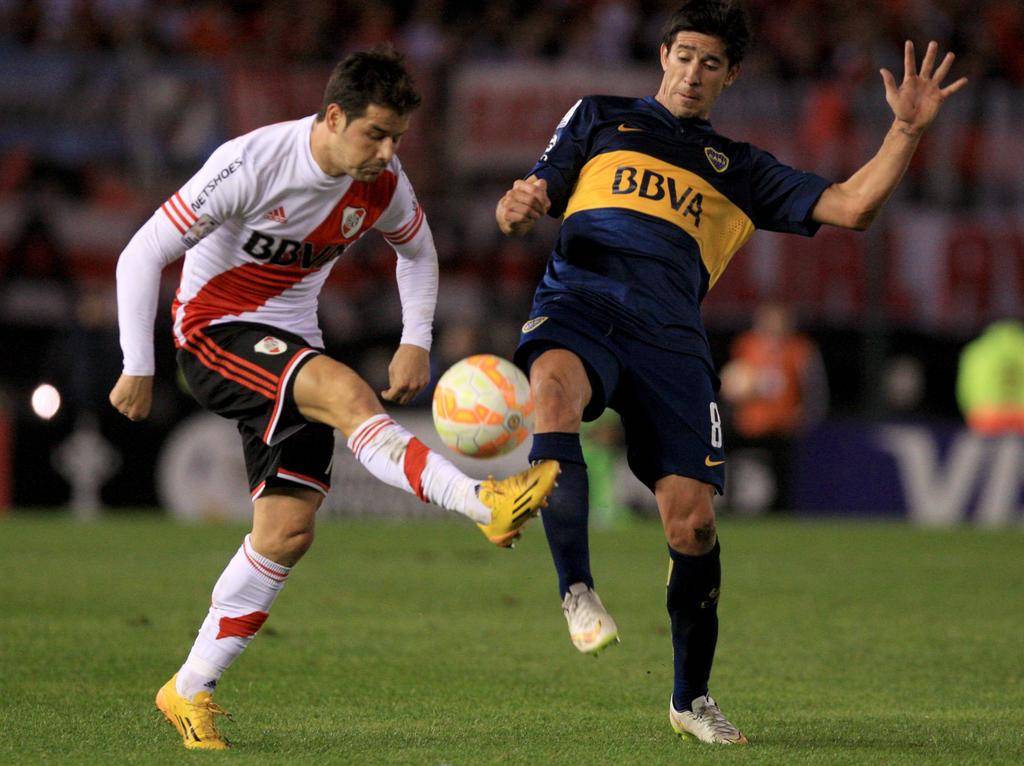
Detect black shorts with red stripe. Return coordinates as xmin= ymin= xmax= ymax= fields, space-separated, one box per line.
xmin=177 ymin=322 xmax=333 ymax=500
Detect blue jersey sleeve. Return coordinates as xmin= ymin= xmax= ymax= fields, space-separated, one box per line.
xmin=747 ymin=146 xmax=832 ymax=236
xmin=527 ymin=98 xmax=595 ymax=218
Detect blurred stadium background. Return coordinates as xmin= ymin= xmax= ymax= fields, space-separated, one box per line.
xmin=0 ymin=0 xmax=1022 ymax=524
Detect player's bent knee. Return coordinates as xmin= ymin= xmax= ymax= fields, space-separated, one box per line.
xmin=530 ymin=352 xmax=590 ymax=430
xmin=320 ymin=380 xmax=381 ymax=430
xmin=253 ymin=524 xmax=316 ymax=567
xmin=279 ymin=528 xmax=316 ymax=559
xmin=294 ymin=356 xmax=383 ymax=434
xmin=533 ymin=375 xmax=578 ymax=412
xmin=664 ymin=516 xmax=717 ymax=555
xmin=657 ymin=475 xmax=717 ymax=555
xmin=252 ymin=489 xmax=321 ymax=566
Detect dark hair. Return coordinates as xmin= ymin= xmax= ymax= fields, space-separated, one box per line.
xmin=317 ymin=45 xmax=422 ymax=121
xmin=661 ymin=1 xmax=751 ymax=66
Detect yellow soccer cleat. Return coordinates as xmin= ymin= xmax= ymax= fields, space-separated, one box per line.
xmin=477 ymin=460 xmax=560 ymax=547
xmin=155 ymin=673 xmax=231 ymax=750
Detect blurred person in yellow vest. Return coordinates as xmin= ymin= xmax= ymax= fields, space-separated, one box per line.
xmin=956 ymin=319 xmax=1024 ymax=435
xmin=580 ymin=409 xmax=632 ymax=528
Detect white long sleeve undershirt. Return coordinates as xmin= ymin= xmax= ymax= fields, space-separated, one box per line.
xmin=393 ymin=221 xmax=438 ymax=352
xmin=116 ymin=212 xmax=186 ymax=375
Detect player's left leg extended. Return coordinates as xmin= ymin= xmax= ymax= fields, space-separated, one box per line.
xmin=294 ymin=355 xmax=557 ymax=547
xmin=658 ymin=475 xmax=746 ymax=745
xmin=157 ymin=488 xmax=321 ymax=750
xmin=529 ymin=349 xmax=619 ymax=654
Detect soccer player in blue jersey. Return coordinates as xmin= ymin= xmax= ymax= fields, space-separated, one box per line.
xmin=495 ymin=0 xmax=966 ymax=745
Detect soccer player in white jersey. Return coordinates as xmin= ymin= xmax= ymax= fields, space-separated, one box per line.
xmin=109 ymin=47 xmax=559 ymax=750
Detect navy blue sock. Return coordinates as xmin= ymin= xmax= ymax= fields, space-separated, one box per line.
xmin=529 ymin=432 xmax=591 ymax=598
xmin=667 ymin=540 xmax=721 ymax=712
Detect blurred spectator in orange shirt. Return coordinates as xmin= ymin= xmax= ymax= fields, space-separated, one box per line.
xmin=720 ymin=302 xmax=828 ymax=511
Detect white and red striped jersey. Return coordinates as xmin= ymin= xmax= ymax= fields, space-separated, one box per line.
xmin=116 ymin=114 xmax=438 ymax=375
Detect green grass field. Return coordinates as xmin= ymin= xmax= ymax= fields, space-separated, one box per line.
xmin=1 ymin=514 xmax=1022 ymax=765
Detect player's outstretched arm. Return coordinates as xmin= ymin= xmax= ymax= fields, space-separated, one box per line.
xmin=812 ymin=40 xmax=968 ymax=230
xmin=881 ymin=40 xmax=969 ymax=133
xmin=496 ymin=176 xmax=550 ymax=237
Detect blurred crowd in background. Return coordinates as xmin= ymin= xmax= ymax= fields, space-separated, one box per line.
xmin=3 ymin=0 xmax=1023 ymax=80
xmin=1 ymin=0 xmax=1022 ymax=511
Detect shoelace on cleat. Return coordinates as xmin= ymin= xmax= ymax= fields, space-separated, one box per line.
xmin=480 ymin=476 xmax=504 ymax=499
xmin=197 ymin=700 xmax=232 ymax=719
xmin=692 ymin=697 xmax=740 ymax=740
xmin=185 ymin=699 xmax=233 ymax=739
xmin=566 ymin=590 xmax=603 ymax=624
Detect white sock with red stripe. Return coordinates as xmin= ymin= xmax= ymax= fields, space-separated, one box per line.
xmin=347 ymin=413 xmax=490 ymax=523
xmin=175 ymin=535 xmax=290 ymax=700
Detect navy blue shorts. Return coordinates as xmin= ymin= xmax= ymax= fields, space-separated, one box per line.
xmin=515 ymin=314 xmax=726 ymax=493
xmin=177 ymin=322 xmax=333 ymax=500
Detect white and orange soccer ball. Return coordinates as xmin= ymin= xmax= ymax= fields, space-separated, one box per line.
xmin=432 ymin=354 xmax=534 ymax=458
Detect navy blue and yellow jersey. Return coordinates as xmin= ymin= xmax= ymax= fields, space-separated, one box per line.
xmin=527 ymin=95 xmax=832 ymax=363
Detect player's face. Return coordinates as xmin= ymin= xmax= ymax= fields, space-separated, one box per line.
xmin=656 ymin=32 xmax=739 ymax=119
xmin=326 ymin=103 xmax=410 ymax=181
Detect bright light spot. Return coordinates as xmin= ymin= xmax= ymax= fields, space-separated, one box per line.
xmin=31 ymin=384 xmax=61 ymax=420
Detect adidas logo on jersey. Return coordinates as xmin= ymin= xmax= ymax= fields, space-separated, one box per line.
xmin=264 ymin=206 xmax=288 ymax=223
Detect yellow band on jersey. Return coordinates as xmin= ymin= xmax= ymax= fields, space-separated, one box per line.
xmin=563 ymin=150 xmax=755 ymax=288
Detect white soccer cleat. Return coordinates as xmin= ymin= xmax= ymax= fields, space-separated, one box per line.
xmin=562 ymin=582 xmax=620 ymax=655
xmin=669 ymin=694 xmax=748 ymax=745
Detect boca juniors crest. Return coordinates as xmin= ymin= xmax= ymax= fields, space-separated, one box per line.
xmin=341 ymin=206 xmax=367 ymax=239
xmin=704 ymin=147 xmax=730 ymax=173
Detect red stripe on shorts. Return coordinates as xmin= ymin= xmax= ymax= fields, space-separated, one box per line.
xmin=184 ymin=337 xmax=277 ymax=399
xmin=276 ymin=468 xmax=329 ymax=494
xmin=262 ymin=348 xmax=316 ymax=445
xmin=195 ymin=331 xmax=278 ymax=387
